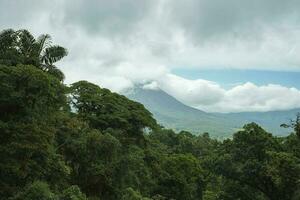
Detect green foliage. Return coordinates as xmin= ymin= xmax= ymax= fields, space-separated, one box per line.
xmin=69 ymin=81 xmax=157 ymax=145
xmin=282 ymin=133 xmax=300 ymax=158
xmin=214 ymin=123 xmax=300 ymax=200
xmin=0 ymin=29 xmax=21 ymax=66
xmin=114 ymin=145 xmax=154 ymax=198
xmin=0 ymin=29 xmax=67 ymax=81
xmin=121 ymin=188 xmax=151 ymax=200
xmin=155 ymin=154 xmax=204 ymax=200
xmin=0 ymin=65 xmax=66 ymax=121
xmin=281 ymin=113 xmax=300 ymax=137
xmin=60 ymin=185 xmax=87 ymax=200
xmin=64 ymin=129 xmax=121 ymax=198
xmin=1 ymin=29 xmax=300 ymax=200
xmin=0 ymin=65 xmax=69 ymax=198
xmin=10 ymin=181 xmax=58 ymax=200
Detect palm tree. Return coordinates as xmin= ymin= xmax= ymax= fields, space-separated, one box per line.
xmin=0 ymin=29 xmax=68 ymax=81
xmin=0 ymin=29 xmax=20 ymax=66
xmin=34 ymin=32 xmax=68 ymax=81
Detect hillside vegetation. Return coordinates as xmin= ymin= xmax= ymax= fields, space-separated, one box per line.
xmin=1 ymin=29 xmax=300 ymax=200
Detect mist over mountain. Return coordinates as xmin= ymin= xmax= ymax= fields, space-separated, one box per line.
xmin=127 ymin=87 xmax=298 ymax=138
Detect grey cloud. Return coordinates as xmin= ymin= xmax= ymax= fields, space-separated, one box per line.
xmin=159 ymin=75 xmax=300 ymax=113
xmin=0 ymin=0 xmax=48 ymax=29
xmin=61 ymin=0 xmax=155 ymax=36
xmin=167 ymin=0 xmax=300 ymax=41
xmin=1 ymin=0 xmax=300 ymax=112
xmin=2 ymin=0 xmax=300 ymax=40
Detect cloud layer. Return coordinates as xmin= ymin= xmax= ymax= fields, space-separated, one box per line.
xmin=1 ymin=0 xmax=300 ymax=112
xmin=156 ymin=74 xmax=300 ymax=113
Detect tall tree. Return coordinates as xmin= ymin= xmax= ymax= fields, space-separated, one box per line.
xmin=0 ymin=29 xmax=67 ymax=81
xmin=0 ymin=65 xmax=69 ymax=198
xmin=214 ymin=123 xmax=300 ymax=200
xmin=69 ymin=81 xmax=157 ymax=145
xmin=281 ymin=113 xmax=300 ymax=138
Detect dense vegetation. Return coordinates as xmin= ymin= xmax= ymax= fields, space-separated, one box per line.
xmin=1 ymin=29 xmax=300 ymax=200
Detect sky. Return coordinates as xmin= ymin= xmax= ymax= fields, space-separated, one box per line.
xmin=1 ymin=0 xmax=300 ymax=113
xmin=173 ymin=69 xmax=300 ymax=89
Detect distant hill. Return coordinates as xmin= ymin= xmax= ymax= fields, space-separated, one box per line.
xmin=127 ymin=87 xmax=299 ymax=138
xmin=217 ymin=109 xmax=300 ymax=136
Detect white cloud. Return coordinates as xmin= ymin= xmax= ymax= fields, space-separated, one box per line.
xmin=213 ymin=83 xmax=300 ymax=113
xmin=1 ymin=0 xmax=300 ymax=112
xmin=142 ymin=81 xmax=159 ymax=90
xmin=156 ymin=75 xmax=300 ymax=113
xmin=158 ymin=74 xmax=225 ymax=106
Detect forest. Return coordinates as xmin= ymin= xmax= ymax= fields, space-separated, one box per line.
xmin=0 ymin=29 xmax=300 ymax=200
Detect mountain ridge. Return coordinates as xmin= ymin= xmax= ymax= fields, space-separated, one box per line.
xmin=126 ymin=87 xmax=299 ymax=138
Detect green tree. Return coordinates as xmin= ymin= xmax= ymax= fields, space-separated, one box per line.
xmin=0 ymin=65 xmax=66 ymax=121
xmin=281 ymin=113 xmax=300 ymax=137
xmin=214 ymin=123 xmax=300 ymax=200
xmin=0 ymin=65 xmax=69 ymax=198
xmin=0 ymin=29 xmax=67 ymax=81
xmin=0 ymin=29 xmax=21 ymax=66
xmin=10 ymin=181 xmax=58 ymax=200
xmin=60 ymin=185 xmax=88 ymax=200
xmin=121 ymin=187 xmax=151 ymax=200
xmin=61 ymin=128 xmax=121 ymax=199
xmin=114 ymin=145 xmax=154 ymax=198
xmin=69 ymin=81 xmax=157 ymax=145
xmin=155 ymin=154 xmax=204 ymax=200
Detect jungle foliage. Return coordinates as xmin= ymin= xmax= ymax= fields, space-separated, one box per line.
xmin=1 ymin=29 xmax=300 ymax=200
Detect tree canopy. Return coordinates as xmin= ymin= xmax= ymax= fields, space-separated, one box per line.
xmin=0 ymin=29 xmax=67 ymax=81
xmin=1 ymin=29 xmax=299 ymax=200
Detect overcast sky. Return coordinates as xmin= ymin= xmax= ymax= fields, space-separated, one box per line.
xmin=1 ymin=0 xmax=300 ymax=113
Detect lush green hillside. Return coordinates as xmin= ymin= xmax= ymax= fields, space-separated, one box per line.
xmin=127 ymin=87 xmax=297 ymax=137
xmin=1 ymin=29 xmax=300 ymax=200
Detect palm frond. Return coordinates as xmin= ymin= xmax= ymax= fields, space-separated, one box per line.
xmin=42 ymin=45 xmax=68 ymax=65
xmin=0 ymin=29 xmax=17 ymax=52
xmin=0 ymin=29 xmax=15 ymax=40
xmin=36 ymin=34 xmax=52 ymax=55
xmin=16 ymin=29 xmax=36 ymax=55
xmin=47 ymin=65 xmax=65 ymax=81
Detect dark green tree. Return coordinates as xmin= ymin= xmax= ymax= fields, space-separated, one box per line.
xmin=0 ymin=65 xmax=66 ymax=121
xmin=60 ymin=185 xmax=87 ymax=200
xmin=10 ymin=181 xmax=58 ymax=200
xmin=69 ymin=81 xmax=157 ymax=145
xmin=0 ymin=29 xmax=67 ymax=81
xmin=281 ymin=113 xmax=300 ymax=137
xmin=2 ymin=28 xmax=300 ymax=200
xmin=0 ymin=65 xmax=69 ymax=198
xmin=155 ymin=154 xmax=204 ymax=200
xmin=60 ymin=127 xmax=121 ymax=199
xmin=214 ymin=123 xmax=300 ymax=200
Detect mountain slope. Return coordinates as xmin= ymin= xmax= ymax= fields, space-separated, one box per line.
xmin=127 ymin=87 xmax=298 ymax=138
xmin=127 ymin=88 xmax=239 ymax=138
xmin=218 ymin=109 xmax=300 ymax=135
